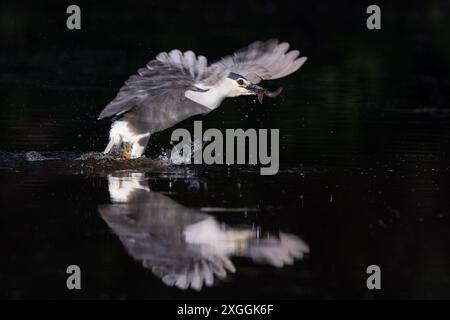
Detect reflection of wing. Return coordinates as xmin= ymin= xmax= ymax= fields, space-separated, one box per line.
xmin=99 ymin=174 xmax=236 ymax=291
xmin=98 ymin=50 xmax=224 ymax=120
xmin=246 ymin=233 xmax=310 ymax=268
xmin=213 ymin=39 xmax=307 ymax=84
xmin=99 ymin=173 xmax=309 ymax=291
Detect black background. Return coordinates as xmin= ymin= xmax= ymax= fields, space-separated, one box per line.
xmin=0 ymin=0 xmax=449 ymax=299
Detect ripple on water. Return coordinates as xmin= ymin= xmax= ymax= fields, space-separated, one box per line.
xmin=0 ymin=150 xmax=167 ymax=173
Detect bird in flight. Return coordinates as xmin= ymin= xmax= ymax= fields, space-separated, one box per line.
xmin=98 ymin=39 xmax=307 ymax=158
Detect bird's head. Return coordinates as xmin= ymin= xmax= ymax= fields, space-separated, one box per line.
xmin=186 ymin=71 xmax=283 ymax=109
xmin=223 ymin=72 xmax=282 ymax=103
xmin=224 ymin=72 xmax=264 ymax=97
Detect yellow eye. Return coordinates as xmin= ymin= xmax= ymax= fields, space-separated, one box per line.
xmin=237 ymin=79 xmax=245 ymax=86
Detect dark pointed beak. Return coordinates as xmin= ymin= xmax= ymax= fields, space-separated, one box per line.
xmin=246 ymin=84 xmax=283 ymax=104
xmin=246 ymin=83 xmax=266 ymax=94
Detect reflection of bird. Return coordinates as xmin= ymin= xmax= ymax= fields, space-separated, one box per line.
xmin=99 ymin=173 xmax=309 ymax=291
xmin=98 ymin=40 xmax=307 ymax=158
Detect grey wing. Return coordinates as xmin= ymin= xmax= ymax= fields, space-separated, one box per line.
xmin=98 ymin=50 xmax=224 ymax=120
xmin=213 ymin=39 xmax=307 ymax=84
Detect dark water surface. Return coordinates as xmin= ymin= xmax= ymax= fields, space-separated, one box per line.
xmin=1 ymin=1 xmax=450 ymax=299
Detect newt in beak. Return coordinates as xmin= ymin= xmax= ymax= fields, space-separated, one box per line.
xmin=246 ymin=84 xmax=283 ymax=104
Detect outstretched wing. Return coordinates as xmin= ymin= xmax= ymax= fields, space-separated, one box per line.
xmin=98 ymin=50 xmax=224 ymax=120
xmin=213 ymin=39 xmax=307 ymax=84
xmin=98 ymin=40 xmax=306 ymax=120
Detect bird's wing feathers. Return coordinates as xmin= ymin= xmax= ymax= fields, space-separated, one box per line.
xmin=154 ymin=50 xmax=222 ymax=84
xmin=99 ymin=40 xmax=306 ymax=119
xmin=213 ymin=39 xmax=307 ymax=84
xmin=98 ymin=50 xmax=224 ymax=120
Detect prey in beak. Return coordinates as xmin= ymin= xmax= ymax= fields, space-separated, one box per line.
xmin=246 ymin=84 xmax=283 ymax=104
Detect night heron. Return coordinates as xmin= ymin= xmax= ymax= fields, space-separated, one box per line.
xmin=98 ymin=39 xmax=307 ymax=158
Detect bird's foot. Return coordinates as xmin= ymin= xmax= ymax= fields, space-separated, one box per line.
xmin=120 ymin=147 xmax=132 ymax=159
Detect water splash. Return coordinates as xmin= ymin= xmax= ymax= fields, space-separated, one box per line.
xmin=159 ymin=138 xmax=203 ymax=165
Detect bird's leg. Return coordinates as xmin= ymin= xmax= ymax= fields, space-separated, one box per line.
xmin=130 ymin=134 xmax=150 ymax=159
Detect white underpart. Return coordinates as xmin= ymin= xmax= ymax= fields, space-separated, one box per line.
xmin=104 ymin=120 xmax=150 ymax=158
xmin=185 ymin=77 xmax=250 ymax=109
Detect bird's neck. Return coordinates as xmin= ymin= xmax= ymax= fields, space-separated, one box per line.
xmin=185 ymin=81 xmax=234 ymax=110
